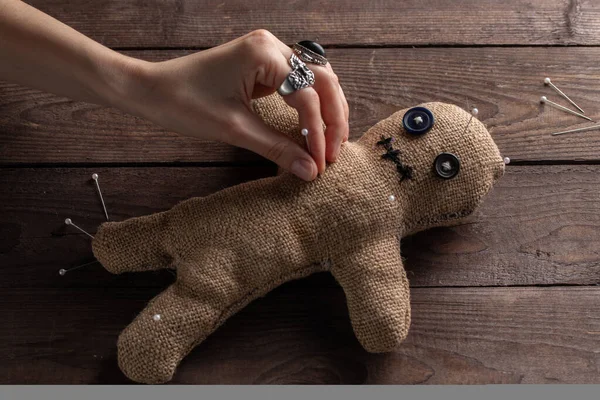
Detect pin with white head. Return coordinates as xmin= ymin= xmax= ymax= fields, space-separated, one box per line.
xmin=92 ymin=173 xmax=109 ymax=221
xmin=544 ymin=78 xmax=585 ymax=115
xmin=503 ymin=157 xmax=510 ymax=165
xmin=540 ymin=96 xmax=592 ymax=121
xmin=461 ymin=107 xmax=479 ymax=136
xmin=301 ymin=128 xmax=310 ymax=152
xmin=64 ymin=218 xmax=94 ymax=239
xmin=58 ymin=259 xmax=100 ymax=276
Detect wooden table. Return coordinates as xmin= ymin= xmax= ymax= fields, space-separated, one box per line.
xmin=2 ymin=0 xmax=600 ymax=384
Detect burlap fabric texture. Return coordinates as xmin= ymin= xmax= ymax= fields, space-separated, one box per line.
xmin=92 ymin=93 xmax=505 ymax=384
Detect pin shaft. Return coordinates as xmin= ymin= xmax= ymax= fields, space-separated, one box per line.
xmin=461 ymin=108 xmax=478 ymax=136
xmin=65 ymin=218 xmax=94 ymax=239
xmin=461 ymin=116 xmax=474 ymax=136
xmin=59 ymin=260 xmax=99 ymax=275
xmin=547 ymin=81 xmax=585 ymax=114
xmin=550 ymin=123 xmax=600 ymax=136
xmin=92 ymin=174 xmax=109 ymax=221
xmin=541 ymin=97 xmax=592 ymax=121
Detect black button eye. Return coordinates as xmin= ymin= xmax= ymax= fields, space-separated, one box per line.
xmin=434 ymin=153 xmax=460 ymax=179
xmin=403 ymin=107 xmax=434 ymax=136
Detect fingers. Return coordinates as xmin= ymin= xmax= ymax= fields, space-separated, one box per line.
xmin=312 ymin=64 xmax=349 ymax=161
xmin=339 ymin=84 xmax=350 ymax=142
xmin=283 ymin=87 xmax=326 ymax=173
xmin=92 ymin=212 xmax=173 ymax=274
xmin=271 ymin=37 xmax=349 ymax=156
xmin=243 ymin=31 xmax=349 ymax=166
xmin=227 ymin=106 xmax=318 ymax=181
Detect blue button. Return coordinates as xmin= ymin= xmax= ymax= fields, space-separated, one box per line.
xmin=403 ymin=107 xmax=434 ymax=135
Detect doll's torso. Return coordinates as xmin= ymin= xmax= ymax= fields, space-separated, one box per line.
xmin=167 ymin=141 xmax=405 ymax=302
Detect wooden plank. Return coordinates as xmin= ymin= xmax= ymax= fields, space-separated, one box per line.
xmin=25 ymin=0 xmax=600 ymax=47
xmin=2 ymin=286 xmax=599 ymax=383
xmin=3 ymin=47 xmax=600 ymax=164
xmin=0 ymin=166 xmax=275 ymax=288
xmin=2 ymin=165 xmax=600 ymax=288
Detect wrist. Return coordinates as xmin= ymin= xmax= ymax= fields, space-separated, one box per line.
xmin=92 ymin=52 xmax=158 ymax=118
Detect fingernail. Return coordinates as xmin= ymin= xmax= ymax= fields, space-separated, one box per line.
xmin=290 ymin=159 xmax=315 ymax=181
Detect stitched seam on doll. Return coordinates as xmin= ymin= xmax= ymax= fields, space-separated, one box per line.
xmin=376 ymin=136 xmax=413 ymax=181
xmin=409 ymin=209 xmax=473 ymax=230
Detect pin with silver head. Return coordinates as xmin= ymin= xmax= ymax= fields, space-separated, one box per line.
xmin=461 ymin=107 xmax=479 ymax=136
xmin=301 ymin=128 xmax=310 ymax=152
xmin=540 ymin=96 xmax=592 ymax=122
xmin=549 ymin=123 xmax=600 ymax=136
xmin=64 ymin=218 xmax=94 ymax=239
xmin=59 ymin=260 xmax=100 ymax=276
xmin=92 ymin=173 xmax=109 ymax=221
xmin=544 ymin=78 xmax=585 ymax=115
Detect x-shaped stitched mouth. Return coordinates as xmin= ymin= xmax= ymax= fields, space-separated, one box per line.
xmin=376 ymin=136 xmax=414 ymax=182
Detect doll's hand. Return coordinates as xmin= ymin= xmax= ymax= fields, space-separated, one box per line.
xmin=125 ymin=30 xmax=349 ymax=181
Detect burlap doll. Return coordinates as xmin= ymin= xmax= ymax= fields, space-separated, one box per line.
xmin=92 ymin=94 xmax=505 ymax=384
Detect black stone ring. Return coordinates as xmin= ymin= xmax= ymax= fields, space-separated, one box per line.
xmin=292 ymin=40 xmax=328 ymax=66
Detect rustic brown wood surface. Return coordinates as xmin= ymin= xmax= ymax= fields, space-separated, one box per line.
xmin=3 ymin=47 xmax=600 ymax=164
xmin=1 ymin=0 xmax=600 ymax=385
xmin=26 ymin=0 xmax=600 ymax=47
xmin=2 ymin=165 xmax=600 ymax=288
xmin=2 ymin=286 xmax=599 ymax=384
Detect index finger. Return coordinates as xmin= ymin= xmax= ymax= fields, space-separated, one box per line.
xmin=271 ymin=38 xmax=349 ymax=163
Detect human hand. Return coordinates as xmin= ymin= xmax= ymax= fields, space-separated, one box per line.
xmin=0 ymin=1 xmax=348 ymax=180
xmin=125 ymin=30 xmax=350 ymax=181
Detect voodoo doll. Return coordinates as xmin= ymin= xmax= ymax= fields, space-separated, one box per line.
xmin=92 ymin=93 xmax=505 ymax=384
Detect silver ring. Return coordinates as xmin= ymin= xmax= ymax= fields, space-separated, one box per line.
xmin=292 ymin=43 xmax=328 ymax=66
xmin=277 ymin=54 xmax=315 ymax=96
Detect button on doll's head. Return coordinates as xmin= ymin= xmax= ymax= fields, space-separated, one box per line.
xmin=361 ymin=102 xmax=505 ymax=234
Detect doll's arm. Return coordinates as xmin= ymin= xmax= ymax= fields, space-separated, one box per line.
xmin=252 ymin=94 xmax=302 ymax=145
xmin=331 ymin=236 xmax=411 ymax=352
xmin=92 ymin=211 xmax=173 ymax=274
xmin=252 ymin=93 xmax=325 ymax=146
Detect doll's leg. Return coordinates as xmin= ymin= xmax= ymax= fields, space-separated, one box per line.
xmin=330 ymin=236 xmax=411 ymax=353
xmin=116 ymin=283 xmax=221 ymax=384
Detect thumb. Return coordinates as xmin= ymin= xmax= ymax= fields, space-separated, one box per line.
xmin=231 ymin=107 xmax=318 ymax=181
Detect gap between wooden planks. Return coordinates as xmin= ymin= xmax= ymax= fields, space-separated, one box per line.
xmin=1 ymin=165 xmax=599 ymax=288
xmin=1 ymin=286 xmax=599 ymax=384
xmin=2 ymin=48 xmax=600 ymax=164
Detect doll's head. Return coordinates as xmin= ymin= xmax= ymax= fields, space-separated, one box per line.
xmin=359 ymin=102 xmax=505 ymax=234
xmin=252 ymin=94 xmax=504 ymax=234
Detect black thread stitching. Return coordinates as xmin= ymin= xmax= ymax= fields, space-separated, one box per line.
xmin=376 ymin=136 xmax=413 ymax=181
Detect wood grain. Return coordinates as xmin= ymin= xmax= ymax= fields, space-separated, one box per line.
xmin=2 ymin=286 xmax=599 ymax=384
xmin=2 ymin=0 xmax=599 ymax=386
xmin=2 ymin=165 xmax=600 ymax=288
xmin=26 ymin=0 xmax=600 ymax=48
xmin=3 ymin=47 xmax=600 ymax=164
